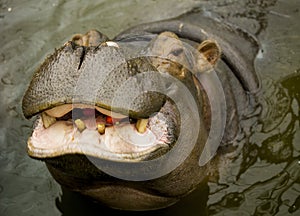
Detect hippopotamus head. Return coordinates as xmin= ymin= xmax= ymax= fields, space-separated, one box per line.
xmin=22 ymin=10 xmax=259 ymax=210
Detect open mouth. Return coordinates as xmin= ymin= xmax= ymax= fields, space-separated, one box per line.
xmin=28 ymin=100 xmax=179 ymax=161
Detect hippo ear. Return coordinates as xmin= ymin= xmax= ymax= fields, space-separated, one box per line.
xmin=197 ymin=40 xmax=221 ymax=65
xmin=72 ymin=29 xmax=109 ymax=47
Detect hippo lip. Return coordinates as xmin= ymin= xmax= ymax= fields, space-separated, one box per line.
xmin=27 ymin=100 xmax=178 ymax=161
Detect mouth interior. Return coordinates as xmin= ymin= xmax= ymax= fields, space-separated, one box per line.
xmin=28 ymin=101 xmax=178 ymax=161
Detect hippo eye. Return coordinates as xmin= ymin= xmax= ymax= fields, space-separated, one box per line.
xmin=172 ymin=48 xmax=184 ymax=56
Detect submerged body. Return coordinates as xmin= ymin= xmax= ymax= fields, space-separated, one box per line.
xmin=22 ymin=10 xmax=259 ymax=210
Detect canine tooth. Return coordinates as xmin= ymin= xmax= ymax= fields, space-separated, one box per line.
xmin=74 ymin=119 xmax=86 ymax=132
xmin=97 ymin=123 xmax=105 ymax=134
xmin=41 ymin=112 xmax=56 ymax=128
xmin=136 ymin=119 xmax=148 ymax=133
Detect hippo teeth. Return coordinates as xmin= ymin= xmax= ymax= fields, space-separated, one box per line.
xmin=41 ymin=112 xmax=56 ymax=128
xmin=74 ymin=119 xmax=86 ymax=132
xmin=41 ymin=105 xmax=151 ymax=135
xmin=97 ymin=123 xmax=106 ymax=134
xmin=136 ymin=119 xmax=149 ymax=134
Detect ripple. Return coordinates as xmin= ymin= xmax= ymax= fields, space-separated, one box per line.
xmin=259 ymin=78 xmax=291 ymax=132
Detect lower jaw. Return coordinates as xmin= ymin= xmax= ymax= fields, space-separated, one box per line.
xmin=79 ymin=185 xmax=179 ymax=211
xmin=28 ymin=121 xmax=168 ymax=162
xmin=45 ymin=156 xmax=178 ymax=210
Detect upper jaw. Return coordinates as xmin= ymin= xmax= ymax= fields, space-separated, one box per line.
xmin=27 ymin=101 xmax=179 ymax=162
xmin=21 ymin=42 xmax=166 ymax=120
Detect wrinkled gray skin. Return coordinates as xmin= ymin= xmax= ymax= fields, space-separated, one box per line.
xmin=22 ymin=10 xmax=259 ymax=210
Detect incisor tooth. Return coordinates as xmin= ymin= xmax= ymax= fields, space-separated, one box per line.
xmin=75 ymin=119 xmax=86 ymax=132
xmin=97 ymin=123 xmax=105 ymax=134
xmin=41 ymin=112 xmax=56 ymax=128
xmin=136 ymin=119 xmax=148 ymax=133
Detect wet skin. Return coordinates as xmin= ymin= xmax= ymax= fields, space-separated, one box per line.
xmin=22 ymin=10 xmax=259 ymax=210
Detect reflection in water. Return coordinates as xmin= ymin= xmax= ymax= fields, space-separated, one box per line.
xmin=289 ymin=195 xmax=300 ymax=213
xmin=208 ymin=158 xmax=300 ymax=215
xmin=208 ymin=72 xmax=300 ymax=215
xmin=259 ymin=78 xmax=291 ymax=133
xmin=207 ymin=0 xmax=278 ymax=36
xmin=56 ymin=185 xmax=209 ymax=216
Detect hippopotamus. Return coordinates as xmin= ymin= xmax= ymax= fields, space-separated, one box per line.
xmin=22 ymin=10 xmax=259 ymax=210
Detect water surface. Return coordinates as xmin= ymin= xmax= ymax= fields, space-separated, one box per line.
xmin=0 ymin=0 xmax=299 ymax=215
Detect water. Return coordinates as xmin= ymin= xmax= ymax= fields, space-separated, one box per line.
xmin=0 ymin=0 xmax=299 ymax=215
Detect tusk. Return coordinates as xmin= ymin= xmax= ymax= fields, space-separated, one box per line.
xmin=136 ymin=119 xmax=149 ymax=134
xmin=41 ymin=112 xmax=56 ymax=128
xmin=74 ymin=119 xmax=86 ymax=132
xmin=97 ymin=123 xmax=106 ymax=134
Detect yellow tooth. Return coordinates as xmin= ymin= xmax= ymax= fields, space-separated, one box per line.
xmin=136 ymin=119 xmax=148 ymax=133
xmin=41 ymin=112 xmax=56 ymax=128
xmin=74 ymin=119 xmax=86 ymax=132
xmin=97 ymin=123 xmax=106 ymax=134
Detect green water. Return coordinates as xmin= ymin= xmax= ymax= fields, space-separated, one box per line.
xmin=0 ymin=0 xmax=299 ymax=215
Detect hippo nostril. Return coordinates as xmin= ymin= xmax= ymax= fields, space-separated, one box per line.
xmin=71 ymin=34 xmax=84 ymax=46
